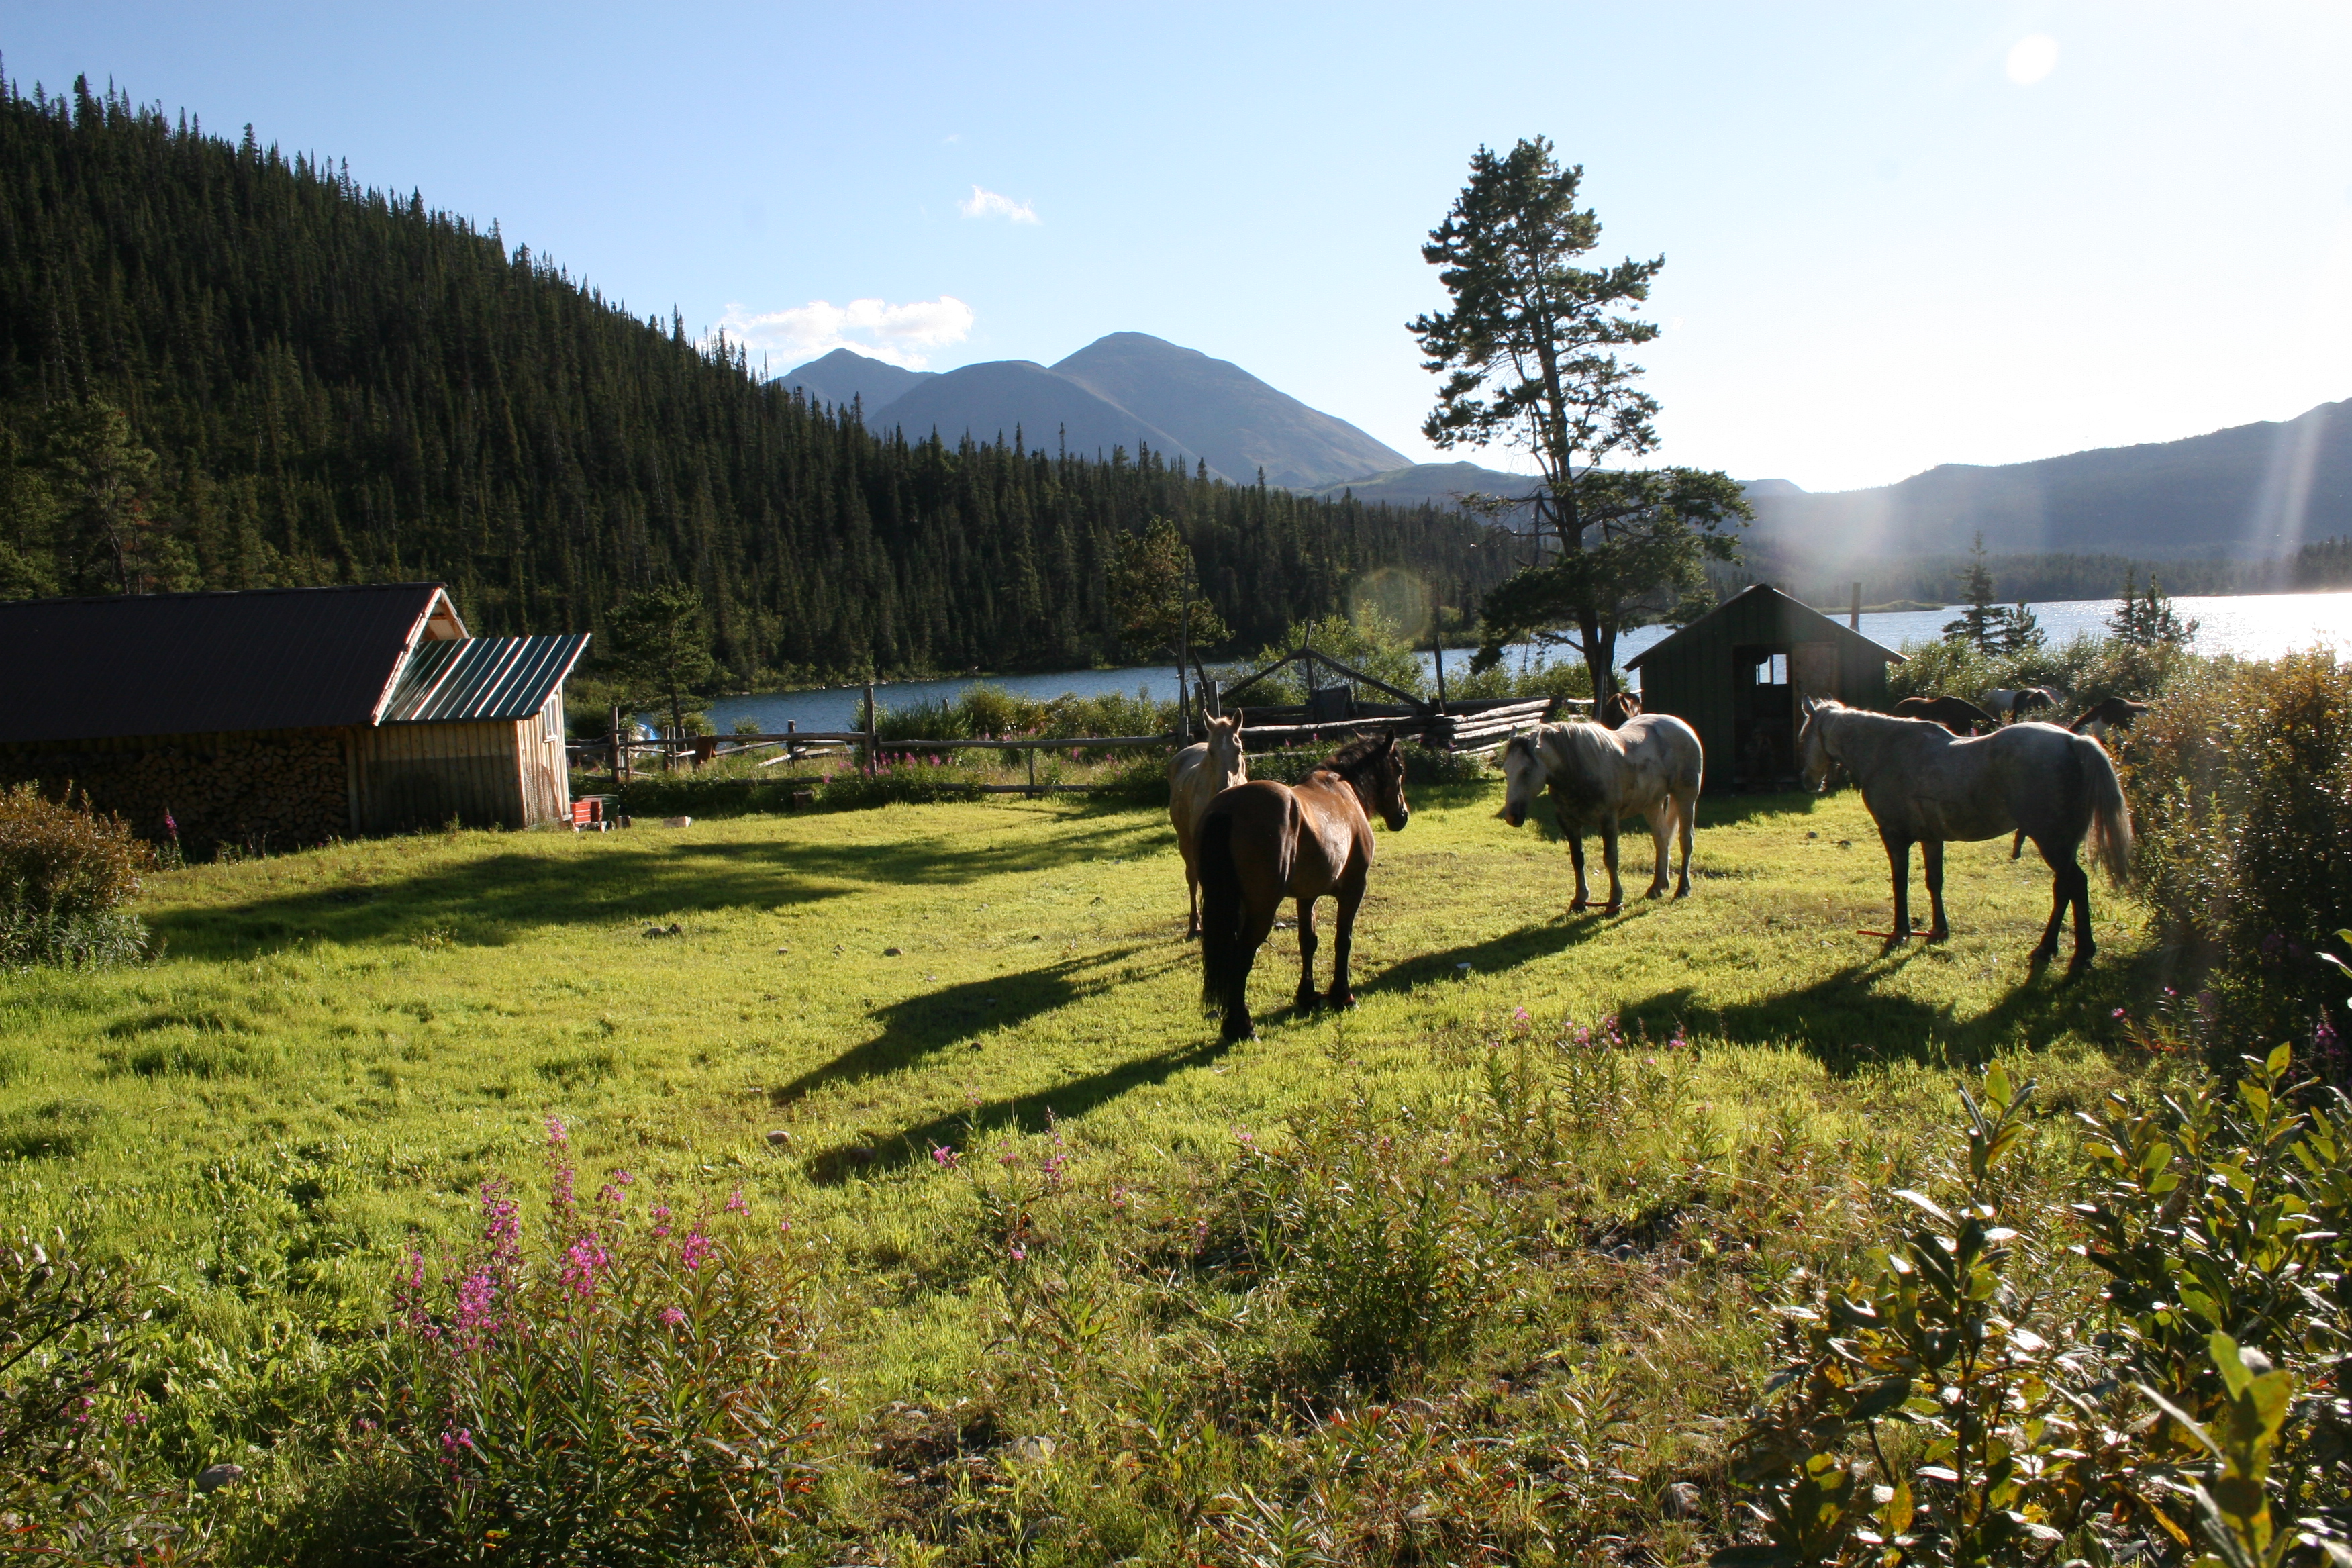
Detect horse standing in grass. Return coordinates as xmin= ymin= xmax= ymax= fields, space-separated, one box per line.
xmin=1169 ymin=712 xmax=1246 ymax=937
xmin=1498 ymin=716 xmax=1704 ymax=914
xmin=1894 ymin=695 xmax=1998 ymax=736
xmin=1197 ymin=733 xmax=1409 ymax=1042
xmin=1796 ymin=698 xmax=2130 ymax=971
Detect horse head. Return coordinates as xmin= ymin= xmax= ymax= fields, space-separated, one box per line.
xmin=1796 ymin=698 xmax=1840 ymax=791
xmin=1498 ymin=731 xmax=1543 ymax=828
xmin=1599 ymin=691 xmax=1643 ymax=730
xmin=1324 ymin=731 xmax=1409 ymax=832
xmin=1205 ymin=711 xmax=1246 ymax=780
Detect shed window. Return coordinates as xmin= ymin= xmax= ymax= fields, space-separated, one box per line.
xmin=1753 ymin=653 xmax=1787 ymax=685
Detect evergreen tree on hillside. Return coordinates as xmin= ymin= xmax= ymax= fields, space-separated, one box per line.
xmin=1943 ymin=534 xmax=2004 ymax=653
xmin=2108 ymin=569 xmax=2198 ymax=648
xmin=0 ymin=73 xmax=1514 ymax=681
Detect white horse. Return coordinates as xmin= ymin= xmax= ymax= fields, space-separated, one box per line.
xmin=1986 ymin=686 xmax=2061 ymax=724
xmin=1169 ymin=712 xmax=1246 ymax=937
xmin=1797 ymin=698 xmax=2130 ymax=971
xmin=1499 ymin=716 xmax=1705 ymax=914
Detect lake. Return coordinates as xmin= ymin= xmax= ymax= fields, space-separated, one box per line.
xmin=695 ymin=589 xmax=2352 ymax=735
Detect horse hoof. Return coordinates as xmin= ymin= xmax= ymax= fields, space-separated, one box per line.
xmin=1601 ymin=902 xmax=1623 ymax=916
xmin=2027 ymin=946 xmax=2057 ymax=969
xmin=1326 ymin=991 xmax=1356 ymax=1011
xmin=1293 ymin=994 xmax=1321 ymax=1015
xmin=1926 ymin=928 xmax=1951 ymax=944
xmin=1569 ymin=899 xmax=1590 ymax=912
xmin=1673 ymin=884 xmax=1690 ymax=900
xmin=1221 ymin=1022 xmax=1257 ymax=1043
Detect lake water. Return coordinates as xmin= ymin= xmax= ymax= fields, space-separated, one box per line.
xmin=694 ymin=589 xmax=2352 ymax=735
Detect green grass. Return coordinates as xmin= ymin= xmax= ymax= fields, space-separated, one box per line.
xmin=0 ymin=783 xmax=2175 ymax=1561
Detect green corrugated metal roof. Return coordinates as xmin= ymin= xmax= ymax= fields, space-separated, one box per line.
xmin=380 ymin=635 xmax=590 ymax=724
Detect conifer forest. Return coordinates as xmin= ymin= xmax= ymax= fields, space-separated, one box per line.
xmin=0 ymin=76 xmax=1505 ymax=681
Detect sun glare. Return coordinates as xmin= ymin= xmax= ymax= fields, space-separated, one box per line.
xmin=2005 ymin=33 xmax=2060 ymax=85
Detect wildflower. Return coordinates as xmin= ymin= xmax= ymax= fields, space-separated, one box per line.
xmin=480 ymin=1179 xmax=520 ymax=1261
xmin=1191 ymin=1216 xmax=1210 ymax=1249
xmin=2113 ymin=1007 xmax=2128 ymax=1019
xmin=545 ymin=1116 xmax=569 ymax=1150
xmin=441 ymin=1428 xmax=475 ymax=1457
xmin=679 ymin=1227 xmax=714 ymax=1270
xmin=1040 ymin=1150 xmax=1068 ymax=1191
xmin=1110 ymin=1185 xmax=1128 ymax=1210
xmin=559 ymin=1234 xmax=610 ymax=1297
xmin=649 ymin=1202 xmax=672 ymax=1240
xmin=725 ymin=1186 xmax=749 ymax=1214
xmin=1007 ymin=1241 xmax=1028 ymax=1263
xmin=658 ymin=1304 xmax=687 ymax=1328
xmin=932 ymin=1144 xmax=961 ymax=1171
xmin=1000 ymin=1150 xmax=1021 ymax=1169
xmin=164 ymin=808 xmax=178 ymax=836
xmin=453 ymin=1267 xmax=499 ymax=1343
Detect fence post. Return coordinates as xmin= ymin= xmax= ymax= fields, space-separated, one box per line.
xmin=609 ymin=705 xmax=622 ymax=780
xmin=786 ymin=718 xmax=797 ymax=761
xmin=863 ymin=684 xmax=876 ymax=777
xmin=1026 ymin=746 xmax=1038 ymax=797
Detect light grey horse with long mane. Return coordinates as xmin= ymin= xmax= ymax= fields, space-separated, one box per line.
xmin=1499 ymin=715 xmax=1705 ymax=912
xmin=1796 ymin=698 xmax=2131 ymax=971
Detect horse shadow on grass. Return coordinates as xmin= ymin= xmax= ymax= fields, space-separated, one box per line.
xmin=769 ymin=944 xmax=1161 ymax=1105
xmin=1365 ymin=903 xmax=1655 ymax=995
xmin=146 ymin=816 xmax=1159 ymax=961
xmin=800 ymin=1031 xmax=1237 ymax=1185
xmin=1694 ymin=938 xmax=2182 ymax=1075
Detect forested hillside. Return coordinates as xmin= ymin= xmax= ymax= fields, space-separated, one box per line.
xmin=0 ymin=76 xmax=1504 ymax=683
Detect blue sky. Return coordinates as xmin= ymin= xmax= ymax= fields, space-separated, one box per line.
xmin=5 ymin=1 xmax=2348 ymax=492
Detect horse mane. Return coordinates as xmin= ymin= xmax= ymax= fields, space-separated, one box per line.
xmin=1319 ymin=732 xmax=1393 ymax=781
xmin=1534 ymin=720 xmax=1624 ymax=808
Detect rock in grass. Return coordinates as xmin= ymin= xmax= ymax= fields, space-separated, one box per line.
xmin=884 ymin=946 xmax=902 ymax=956
xmin=1663 ymin=1481 xmax=1703 ymax=1518
xmin=197 ymin=1462 xmax=246 ymax=1493
xmin=765 ymin=1129 xmax=792 ymax=1148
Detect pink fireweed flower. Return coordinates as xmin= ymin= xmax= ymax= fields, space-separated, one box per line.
xmin=649 ymin=1202 xmax=672 ymax=1240
xmin=479 ymin=1180 xmax=520 ymax=1262
xmin=559 ymin=1234 xmax=610 ymax=1297
xmin=549 ymin=1164 xmax=576 ymax=1220
xmin=392 ymin=1246 xmax=428 ymax=1326
xmin=1040 ymin=1150 xmax=1067 ymax=1191
xmin=596 ymin=1170 xmax=634 ymax=1210
xmin=725 ymin=1186 xmax=748 ymax=1214
xmin=679 ymin=1227 xmax=714 ymax=1270
xmin=1109 ymin=1185 xmax=1129 ymax=1210
xmin=1007 ymin=1241 xmax=1028 ymax=1263
xmin=545 ymin=1116 xmax=569 ymax=1150
xmin=452 ymin=1267 xmax=499 ymax=1345
xmin=659 ymin=1305 xmax=687 ymax=1328
xmin=2114 ymin=1008 xmax=2128 ymax=1019
xmin=932 ymin=1145 xmax=960 ymax=1171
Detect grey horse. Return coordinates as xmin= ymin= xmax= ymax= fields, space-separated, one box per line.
xmin=1500 ymin=716 xmax=1705 ymax=913
xmin=1796 ymin=698 xmax=2131 ymax=971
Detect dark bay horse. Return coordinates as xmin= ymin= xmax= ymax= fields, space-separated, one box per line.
xmin=1893 ymin=694 xmax=1997 ymax=736
xmin=1197 ymin=733 xmax=1409 ymax=1042
xmin=1798 ymin=699 xmax=2130 ymax=971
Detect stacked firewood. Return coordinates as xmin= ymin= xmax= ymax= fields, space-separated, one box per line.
xmin=0 ymin=731 xmax=348 ymax=855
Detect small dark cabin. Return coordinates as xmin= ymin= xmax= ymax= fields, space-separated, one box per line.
xmin=1626 ymin=584 xmax=1903 ymax=793
xmin=0 ymin=584 xmax=587 ymax=853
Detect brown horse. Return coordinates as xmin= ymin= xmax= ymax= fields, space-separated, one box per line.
xmin=1598 ymin=691 xmax=1643 ymax=730
xmin=1197 ymin=733 xmax=1410 ymax=1042
xmin=1893 ymin=695 xmax=1998 ymax=736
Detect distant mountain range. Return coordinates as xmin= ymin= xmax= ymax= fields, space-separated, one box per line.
xmin=785 ymin=340 xmax=2349 ymax=564
xmin=1741 ymin=400 xmax=2352 ymax=564
xmin=781 ymin=334 xmax=1411 ymax=488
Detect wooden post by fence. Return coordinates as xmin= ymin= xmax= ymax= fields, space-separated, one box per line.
xmin=1430 ymin=626 xmax=1449 ymax=711
xmin=1176 ymin=599 xmax=1191 ymax=740
xmin=609 ymin=705 xmax=623 ymax=780
xmin=862 ymin=684 xmax=876 ymax=777
xmin=1850 ymin=581 xmax=1862 ymax=631
xmin=786 ymin=718 xmax=797 ymax=761
xmin=1026 ymin=746 xmax=1038 ymax=797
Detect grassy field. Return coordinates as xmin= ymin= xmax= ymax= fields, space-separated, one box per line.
xmin=1 ymin=779 xmax=2177 ymax=1562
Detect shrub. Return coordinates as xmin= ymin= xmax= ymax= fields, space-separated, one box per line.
xmin=2127 ymin=652 xmax=2352 ymax=1055
xmin=372 ymin=1120 xmax=821 ymax=1564
xmin=1720 ymin=1052 xmax=2352 ymax=1568
xmin=1888 ymin=631 xmax=2196 ymax=709
xmin=1214 ymin=605 xmax=1430 ymax=706
xmin=1234 ymin=1096 xmax=1508 ymax=1382
xmin=0 ymin=783 xmax=150 ymax=969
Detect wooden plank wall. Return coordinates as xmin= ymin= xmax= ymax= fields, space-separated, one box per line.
xmin=513 ymin=685 xmax=571 ymax=827
xmin=352 ymin=720 xmax=525 ymax=832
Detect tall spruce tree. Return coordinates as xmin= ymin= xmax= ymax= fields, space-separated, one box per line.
xmin=1943 ymin=534 xmax=2004 ymax=653
xmin=1409 ymin=138 xmax=1745 ymax=698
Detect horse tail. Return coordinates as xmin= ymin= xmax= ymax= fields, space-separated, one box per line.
xmin=2076 ymin=732 xmax=2133 ymax=886
xmin=1198 ymin=810 xmax=1244 ymax=1010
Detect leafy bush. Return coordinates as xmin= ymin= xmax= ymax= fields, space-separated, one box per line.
xmin=1439 ymin=651 xmax=1605 ymax=704
xmin=0 ymin=783 xmax=151 ymax=969
xmin=1721 ymin=1052 xmax=2352 ymax=1568
xmin=1888 ymin=631 xmax=2196 ymax=709
xmin=873 ymin=683 xmax=1180 ymax=751
xmin=1234 ymin=1096 xmax=1507 ymax=1381
xmin=2126 ymin=651 xmax=2352 ymax=1055
xmin=1243 ymin=740 xmax=1490 ymax=788
xmin=1214 ymin=606 xmax=1430 ymax=706
xmin=371 ymin=1120 xmax=821 ymax=1564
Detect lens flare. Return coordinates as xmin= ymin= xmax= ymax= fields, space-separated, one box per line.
xmin=2005 ymin=34 xmax=2059 ymax=85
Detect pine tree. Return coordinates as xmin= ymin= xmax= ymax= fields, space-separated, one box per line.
xmin=1943 ymin=534 xmax=2004 ymax=653
xmin=2106 ymin=570 xmax=2198 ymax=648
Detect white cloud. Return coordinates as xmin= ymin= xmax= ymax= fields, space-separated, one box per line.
xmin=716 ymin=295 xmax=975 ymax=369
xmin=957 ymin=185 xmax=1040 ymax=224
xmin=2005 ymin=33 xmax=2059 ymax=85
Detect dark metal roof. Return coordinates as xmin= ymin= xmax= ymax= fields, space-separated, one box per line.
xmin=380 ymin=635 xmax=590 ymax=723
xmin=1625 ymin=583 xmax=1905 ymax=670
xmin=0 ymin=584 xmax=465 ymax=744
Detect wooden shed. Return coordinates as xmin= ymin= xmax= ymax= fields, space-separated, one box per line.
xmin=0 ymin=583 xmax=588 ymax=853
xmin=1626 ymin=584 xmax=1902 ymax=793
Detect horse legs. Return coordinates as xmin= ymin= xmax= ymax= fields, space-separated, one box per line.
xmin=1327 ymin=880 xmax=1362 ymax=1009
xmin=1185 ymin=862 xmax=1201 ymax=939
xmin=1293 ymin=895 xmax=1320 ymax=1014
xmin=1566 ymin=826 xmax=1593 ymax=912
xmin=1920 ymin=838 xmax=1951 ymax=940
xmin=1600 ymin=815 xmax=1624 ymax=915
xmin=2028 ymin=838 xmax=2096 ymax=972
xmin=1640 ymin=807 xmax=1672 ymax=899
xmin=1879 ymin=827 xmax=1914 ymax=952
xmin=1673 ymin=787 xmax=1696 ymax=898
xmin=1222 ymin=894 xmax=1280 ymax=1042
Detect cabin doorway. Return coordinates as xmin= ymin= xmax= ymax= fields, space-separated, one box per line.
xmin=1733 ymin=644 xmax=1794 ymax=789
